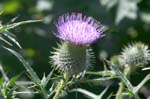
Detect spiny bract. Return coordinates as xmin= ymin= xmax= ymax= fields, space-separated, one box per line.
xmin=50 ymin=43 xmax=94 ymax=75
xmin=50 ymin=42 xmax=94 ymax=75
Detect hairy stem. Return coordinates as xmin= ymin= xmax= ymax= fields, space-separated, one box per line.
xmin=39 ymin=86 xmax=49 ymax=99
xmin=116 ymin=66 xmax=131 ymax=99
xmin=53 ymin=73 xmax=69 ymax=99
xmin=116 ymin=82 xmax=124 ymax=99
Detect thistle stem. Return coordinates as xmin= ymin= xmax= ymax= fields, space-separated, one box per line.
xmin=0 ymin=64 xmax=9 ymax=81
xmin=53 ymin=73 xmax=69 ymax=99
xmin=116 ymin=67 xmax=131 ymax=99
xmin=39 ymin=86 xmax=49 ymax=99
xmin=86 ymin=71 xmax=115 ymax=76
xmin=134 ymin=73 xmax=150 ymax=93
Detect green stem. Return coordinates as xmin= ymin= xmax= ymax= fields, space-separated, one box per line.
xmin=0 ymin=64 xmax=9 ymax=81
xmin=134 ymin=73 xmax=150 ymax=93
xmin=79 ymin=77 xmax=116 ymax=83
xmin=38 ymin=86 xmax=49 ymax=99
xmin=86 ymin=71 xmax=115 ymax=76
xmin=53 ymin=73 xmax=69 ymax=99
xmin=116 ymin=67 xmax=131 ymax=99
xmin=109 ymin=62 xmax=140 ymax=99
xmin=116 ymin=82 xmax=124 ymax=99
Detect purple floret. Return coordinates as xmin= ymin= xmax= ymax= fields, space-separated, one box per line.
xmin=55 ymin=13 xmax=105 ymax=45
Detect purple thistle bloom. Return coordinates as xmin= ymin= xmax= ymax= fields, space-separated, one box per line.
xmin=55 ymin=13 xmax=105 ymax=45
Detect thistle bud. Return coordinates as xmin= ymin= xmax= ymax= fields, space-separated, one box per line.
xmin=50 ymin=42 xmax=94 ymax=75
xmin=120 ymin=42 xmax=150 ymax=68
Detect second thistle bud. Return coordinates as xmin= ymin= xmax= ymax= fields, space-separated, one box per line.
xmin=119 ymin=42 xmax=150 ymax=68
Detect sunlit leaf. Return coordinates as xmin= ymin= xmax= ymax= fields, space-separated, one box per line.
xmin=4 ymin=1 xmax=21 ymax=14
xmin=115 ymin=0 xmax=140 ymax=24
xmin=24 ymin=48 xmax=36 ymax=58
xmin=100 ymin=0 xmax=117 ymax=10
xmin=72 ymin=86 xmax=109 ymax=99
xmin=0 ymin=10 xmax=4 ymax=15
xmin=99 ymin=0 xmax=140 ymax=24
xmin=0 ymin=36 xmax=12 ymax=46
xmin=0 ymin=77 xmax=3 ymax=85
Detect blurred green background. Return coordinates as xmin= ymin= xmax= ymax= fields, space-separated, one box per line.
xmin=0 ymin=0 xmax=149 ymax=99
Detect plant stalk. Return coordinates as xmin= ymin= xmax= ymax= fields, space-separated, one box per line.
xmin=116 ymin=66 xmax=131 ymax=99
xmin=53 ymin=73 xmax=69 ymax=99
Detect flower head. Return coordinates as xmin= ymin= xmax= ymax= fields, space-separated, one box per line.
xmin=55 ymin=13 xmax=105 ymax=45
xmin=120 ymin=42 xmax=150 ymax=67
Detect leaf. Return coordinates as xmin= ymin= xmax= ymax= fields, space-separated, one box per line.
xmin=99 ymin=0 xmax=140 ymax=24
xmin=0 ymin=36 xmax=12 ymax=46
xmin=8 ymin=75 xmax=20 ymax=87
xmin=0 ymin=20 xmax=42 ymax=48
xmin=41 ymin=73 xmax=46 ymax=87
xmin=4 ymin=1 xmax=20 ymax=14
xmin=0 ymin=20 xmax=42 ymax=32
xmin=72 ymin=88 xmax=98 ymax=99
xmin=147 ymin=96 xmax=150 ymax=99
xmin=140 ymin=12 xmax=150 ymax=24
xmin=0 ymin=10 xmax=4 ymax=15
xmin=115 ymin=0 xmax=140 ymax=24
xmin=100 ymin=0 xmax=118 ymax=10
xmin=72 ymin=86 xmax=109 ymax=99
xmin=3 ymin=31 xmax=22 ymax=48
xmin=3 ymin=47 xmax=40 ymax=84
xmin=44 ymin=69 xmax=54 ymax=87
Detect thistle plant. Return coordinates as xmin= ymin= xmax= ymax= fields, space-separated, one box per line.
xmin=0 ymin=10 xmax=150 ymax=99
xmin=113 ymin=42 xmax=150 ymax=99
xmin=50 ymin=13 xmax=105 ymax=99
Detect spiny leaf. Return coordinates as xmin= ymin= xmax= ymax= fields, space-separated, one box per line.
xmin=71 ymin=87 xmax=109 ymax=99
xmin=3 ymin=31 xmax=21 ymax=48
xmin=41 ymin=73 xmax=46 ymax=87
xmin=8 ymin=74 xmax=21 ymax=87
xmin=0 ymin=20 xmax=42 ymax=32
xmin=44 ymin=68 xmax=54 ymax=87
xmin=3 ymin=47 xmax=40 ymax=85
xmin=0 ymin=20 xmax=42 ymax=48
xmin=0 ymin=36 xmax=12 ymax=46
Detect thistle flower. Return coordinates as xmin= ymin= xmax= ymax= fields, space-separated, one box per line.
xmin=50 ymin=13 xmax=105 ymax=75
xmin=119 ymin=42 xmax=150 ymax=68
xmin=55 ymin=13 xmax=105 ymax=45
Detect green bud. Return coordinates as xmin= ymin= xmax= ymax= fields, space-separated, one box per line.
xmin=120 ymin=42 xmax=150 ymax=69
xmin=50 ymin=42 xmax=94 ymax=76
